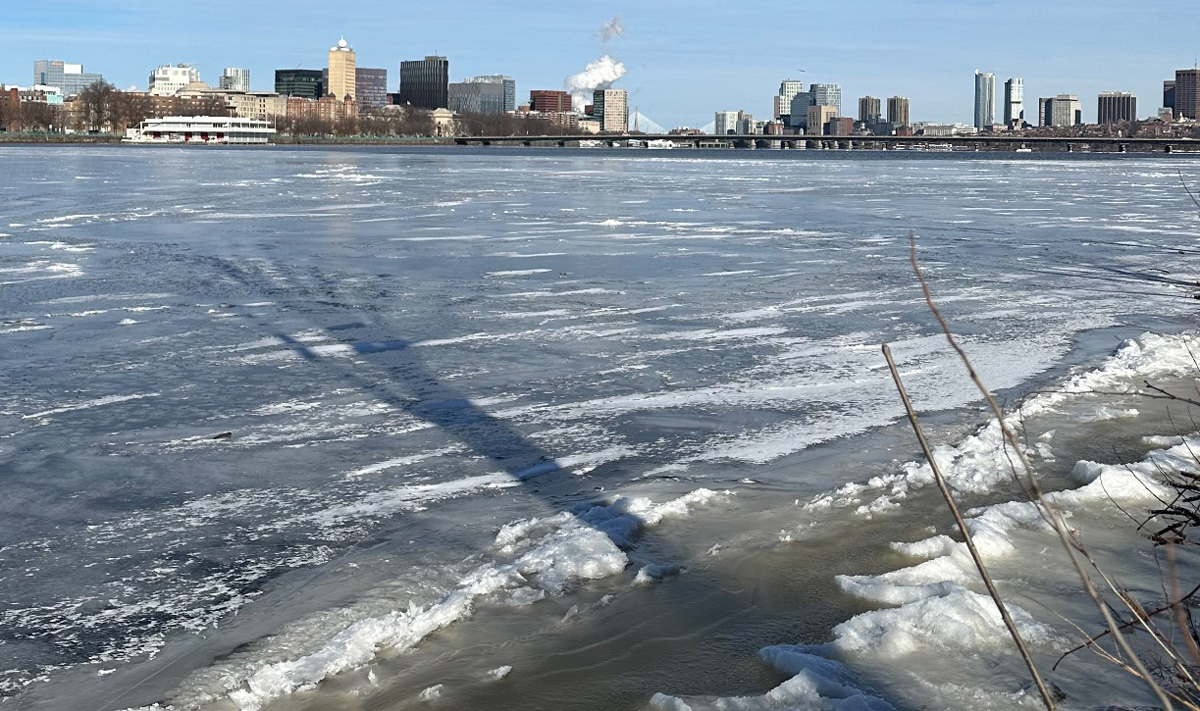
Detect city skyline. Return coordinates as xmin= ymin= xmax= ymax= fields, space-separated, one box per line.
xmin=3 ymin=1 xmax=1199 ymax=128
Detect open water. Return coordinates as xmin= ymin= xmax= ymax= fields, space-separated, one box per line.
xmin=2 ymin=146 xmax=1200 ymax=711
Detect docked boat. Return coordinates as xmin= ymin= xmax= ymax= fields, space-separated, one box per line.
xmin=124 ymin=116 xmax=275 ymax=145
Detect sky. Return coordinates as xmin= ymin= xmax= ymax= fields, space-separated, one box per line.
xmin=4 ymin=0 xmax=1199 ymax=128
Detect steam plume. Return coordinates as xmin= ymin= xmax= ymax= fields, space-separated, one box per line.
xmin=564 ymin=55 xmax=626 ymax=112
xmin=597 ymin=16 xmax=624 ymax=42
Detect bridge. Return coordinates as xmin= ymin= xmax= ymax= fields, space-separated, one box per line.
xmin=452 ymin=133 xmax=1200 ymax=153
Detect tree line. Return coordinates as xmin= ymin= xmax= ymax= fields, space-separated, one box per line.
xmin=3 ymin=80 xmax=585 ymax=138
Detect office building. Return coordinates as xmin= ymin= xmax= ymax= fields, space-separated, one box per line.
xmin=809 ymin=83 xmax=842 ymax=115
xmin=220 ymin=68 xmax=250 ymax=93
xmin=1176 ymin=69 xmax=1200 ymax=120
xmin=887 ymin=96 xmax=910 ymax=126
xmin=1044 ymin=94 xmax=1081 ymax=127
xmin=1003 ymin=77 xmax=1024 ymax=125
xmin=327 ymin=37 xmax=356 ymax=101
xmin=829 ymin=117 xmax=854 ymax=135
xmin=399 ymin=56 xmax=450 ymax=110
xmin=148 ymin=64 xmax=201 ymax=96
xmin=449 ymin=75 xmax=514 ymax=115
xmin=593 ymin=88 xmax=628 ymax=132
xmin=275 ymin=69 xmax=324 ymax=99
xmin=789 ymin=91 xmax=812 ymax=129
xmin=774 ymin=79 xmax=806 ymax=121
xmin=33 ymin=60 xmax=104 ymax=96
xmin=974 ymin=70 xmax=995 ymax=129
xmin=1097 ymin=92 xmax=1136 ymax=124
xmin=530 ymin=90 xmax=572 ymax=113
xmin=1164 ymin=81 xmax=1176 ymax=116
xmin=806 ymin=105 xmax=837 ymax=135
xmin=858 ymin=96 xmax=881 ymax=123
xmin=714 ymin=110 xmax=739 ymax=134
xmin=356 ymin=67 xmax=388 ymax=109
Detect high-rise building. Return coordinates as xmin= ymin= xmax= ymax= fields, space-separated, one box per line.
xmin=529 ymin=90 xmax=572 ymax=113
xmin=774 ymin=79 xmax=806 ymax=121
xmin=1097 ymin=92 xmax=1136 ymax=124
xmin=149 ymin=64 xmax=200 ymax=96
xmin=593 ymin=89 xmax=628 ymax=132
xmin=33 ymin=60 xmax=104 ymax=96
xmin=809 ymin=84 xmax=842 ymax=115
xmin=355 ymin=67 xmax=388 ymax=109
xmin=220 ymin=68 xmax=250 ymax=93
xmin=887 ymin=96 xmax=910 ymax=126
xmin=974 ymin=70 xmax=995 ymax=129
xmin=399 ymin=56 xmax=450 ymax=110
xmin=1176 ymin=69 xmax=1200 ymax=120
xmin=1038 ymin=97 xmax=1051 ymax=126
xmin=714 ymin=110 xmax=739 ymax=134
xmin=1003 ymin=77 xmax=1024 ymax=125
xmin=1164 ymin=80 xmax=1176 ymax=116
xmin=858 ymin=96 xmax=881 ymax=123
xmin=788 ymin=91 xmax=812 ymax=129
xmin=275 ymin=69 xmax=324 ymax=99
xmin=1047 ymin=94 xmax=1081 ymax=127
xmin=327 ymin=37 xmax=356 ymax=101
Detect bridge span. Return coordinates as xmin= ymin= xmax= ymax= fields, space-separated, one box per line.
xmin=453 ymin=133 xmax=1200 ymax=153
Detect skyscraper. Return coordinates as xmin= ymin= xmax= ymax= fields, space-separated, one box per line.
xmin=1097 ymin=92 xmax=1136 ymax=124
xmin=593 ymin=89 xmax=628 ymax=132
xmin=858 ymin=96 xmax=881 ymax=123
xmin=327 ymin=38 xmax=356 ymax=101
xmin=974 ymin=70 xmax=995 ymax=129
xmin=887 ymin=96 xmax=910 ymax=126
xmin=1003 ymin=77 xmax=1024 ymax=125
xmin=220 ymin=68 xmax=250 ymax=93
xmin=33 ymin=60 xmax=103 ymax=96
xmin=1048 ymin=95 xmax=1081 ymax=127
xmin=809 ymin=83 xmax=842 ymax=115
xmin=399 ymin=56 xmax=450 ymax=110
xmin=1176 ymin=69 xmax=1200 ymax=120
xmin=1164 ymin=81 xmax=1176 ymax=116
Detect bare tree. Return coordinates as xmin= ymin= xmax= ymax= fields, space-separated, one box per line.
xmin=76 ymin=80 xmax=117 ymax=132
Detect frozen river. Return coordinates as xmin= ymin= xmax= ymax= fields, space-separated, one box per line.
xmin=3 ymin=146 xmax=1200 ymax=711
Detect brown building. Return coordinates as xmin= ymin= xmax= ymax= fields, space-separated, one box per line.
xmin=1097 ymin=92 xmax=1136 ymax=124
xmin=1175 ymin=69 xmax=1200 ymax=120
xmin=529 ymin=90 xmax=573 ymax=113
xmin=887 ymin=96 xmax=910 ymax=126
xmin=829 ymin=116 xmax=854 ymax=135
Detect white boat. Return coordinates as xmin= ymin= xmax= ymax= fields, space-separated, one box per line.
xmin=646 ymin=139 xmax=677 ymax=149
xmin=124 ymin=116 xmax=275 ymax=145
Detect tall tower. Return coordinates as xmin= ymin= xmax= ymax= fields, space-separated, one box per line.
xmin=1003 ymin=77 xmax=1024 ymax=125
xmin=328 ymin=37 xmax=356 ymax=101
xmin=858 ymin=96 xmax=881 ymax=122
xmin=1176 ymin=69 xmax=1200 ymax=121
xmin=887 ymin=96 xmax=910 ymax=126
xmin=974 ymin=70 xmax=995 ymax=129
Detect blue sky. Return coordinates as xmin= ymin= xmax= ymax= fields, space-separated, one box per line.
xmin=3 ymin=0 xmax=1197 ymax=128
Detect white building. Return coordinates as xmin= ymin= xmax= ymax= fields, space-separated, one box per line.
xmin=714 ymin=110 xmax=739 ymax=135
xmin=592 ymin=89 xmax=628 ymax=133
xmin=1004 ymin=77 xmax=1024 ymax=125
xmin=220 ymin=68 xmax=250 ymax=93
xmin=774 ymin=79 xmax=806 ymax=120
xmin=974 ymin=70 xmax=995 ymax=129
xmin=1050 ymin=94 xmax=1081 ymax=127
xmin=149 ymin=64 xmax=201 ymax=96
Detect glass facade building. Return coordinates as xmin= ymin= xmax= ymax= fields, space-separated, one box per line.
xmin=974 ymin=70 xmax=995 ymax=129
xmin=33 ymin=60 xmax=104 ymax=96
xmin=355 ymin=68 xmax=388 ymax=109
xmin=399 ymin=56 xmax=449 ymax=110
xmin=275 ymin=69 xmax=324 ymax=100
